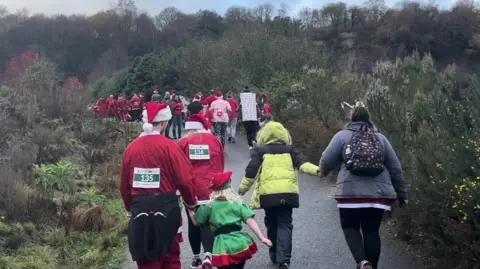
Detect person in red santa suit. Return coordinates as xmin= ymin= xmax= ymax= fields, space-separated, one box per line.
xmin=205 ymin=90 xmax=217 ymax=107
xmin=96 ymin=96 xmax=108 ymax=117
xmin=117 ymin=93 xmax=129 ymax=121
xmin=139 ymin=93 xmax=147 ymax=108
xmin=177 ymin=113 xmax=224 ymax=269
xmin=120 ymin=102 xmax=198 ymax=269
xmin=200 ymin=100 xmax=214 ymax=124
xmin=107 ymin=95 xmax=118 ymax=118
xmin=129 ymin=93 xmax=142 ymax=122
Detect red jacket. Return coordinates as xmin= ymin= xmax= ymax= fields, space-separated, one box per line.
xmin=107 ymin=98 xmax=117 ymax=115
xmin=120 ymin=134 xmax=197 ymax=210
xmin=129 ymin=96 xmax=141 ymax=110
xmin=96 ymin=99 xmax=108 ymax=117
xmin=201 ymin=108 xmax=214 ymax=122
xmin=117 ymin=97 xmax=128 ymax=111
xmin=226 ymin=98 xmax=239 ymax=118
xmin=177 ymin=132 xmax=224 ymax=200
xmin=263 ymin=103 xmax=272 ymax=114
xmin=206 ymin=95 xmax=217 ymax=106
xmin=172 ymin=100 xmax=184 ymax=116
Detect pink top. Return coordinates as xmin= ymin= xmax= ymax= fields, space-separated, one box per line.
xmin=209 ymin=99 xmax=231 ymax=123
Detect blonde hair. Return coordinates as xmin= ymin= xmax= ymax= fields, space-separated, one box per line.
xmin=210 ymin=187 xmax=243 ymax=204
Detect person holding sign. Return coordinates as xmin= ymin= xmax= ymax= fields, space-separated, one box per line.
xmin=120 ymin=102 xmax=197 ymax=269
xmin=178 ymin=113 xmax=225 ymax=269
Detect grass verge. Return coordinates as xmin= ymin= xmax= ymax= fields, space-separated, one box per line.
xmin=0 ymin=199 xmax=129 ymax=269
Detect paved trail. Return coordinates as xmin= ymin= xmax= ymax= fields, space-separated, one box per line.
xmin=120 ymin=135 xmax=424 ymax=269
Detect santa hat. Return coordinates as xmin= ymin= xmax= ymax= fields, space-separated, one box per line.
xmin=194 ymin=93 xmax=202 ymax=101
xmin=185 ymin=113 xmax=211 ymax=131
xmin=201 ymin=100 xmax=209 ymax=107
xmin=153 ymin=88 xmax=158 ymax=94
xmin=171 ymin=89 xmax=177 ymax=94
xmin=119 ymin=93 xmax=124 ymax=97
xmin=209 ymin=171 xmax=232 ymax=191
xmin=216 ymin=90 xmax=223 ymax=99
xmin=142 ymin=102 xmax=172 ymax=133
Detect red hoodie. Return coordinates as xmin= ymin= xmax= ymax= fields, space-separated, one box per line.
xmin=177 ymin=132 xmax=225 ymax=201
xmin=172 ymin=100 xmax=184 ymax=116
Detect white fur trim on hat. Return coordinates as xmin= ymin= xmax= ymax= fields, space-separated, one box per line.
xmin=185 ymin=121 xmax=204 ymax=130
xmin=142 ymin=107 xmax=172 ymax=132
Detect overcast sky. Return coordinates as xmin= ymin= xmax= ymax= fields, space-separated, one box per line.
xmin=1 ymin=0 xmax=454 ymax=17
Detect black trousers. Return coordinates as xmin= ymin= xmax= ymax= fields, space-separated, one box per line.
xmin=164 ymin=118 xmax=173 ymax=138
xmin=185 ymin=207 xmax=214 ymax=255
xmin=339 ymin=208 xmax=384 ymax=269
xmin=130 ymin=109 xmax=142 ymax=122
xmin=219 ymin=261 xmax=245 ymax=269
xmin=243 ymin=121 xmax=258 ymax=147
xmin=264 ymin=206 xmax=293 ymax=265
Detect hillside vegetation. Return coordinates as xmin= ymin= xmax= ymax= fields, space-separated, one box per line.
xmin=1 ymin=1 xmax=480 ymax=268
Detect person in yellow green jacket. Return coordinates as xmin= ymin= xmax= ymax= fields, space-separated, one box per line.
xmin=237 ymin=120 xmax=320 ymax=269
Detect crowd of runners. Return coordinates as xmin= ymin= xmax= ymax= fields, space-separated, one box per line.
xmin=91 ymin=87 xmax=272 ymax=149
xmin=116 ymin=87 xmax=408 ymax=269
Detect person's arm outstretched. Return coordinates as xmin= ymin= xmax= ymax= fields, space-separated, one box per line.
xmin=238 ymin=148 xmax=263 ymax=195
xmin=246 ymin=218 xmax=272 ymax=247
xmin=291 ymin=146 xmax=321 ymax=177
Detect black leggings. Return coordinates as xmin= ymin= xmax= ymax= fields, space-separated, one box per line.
xmin=219 ymin=261 xmax=245 ymax=269
xmin=186 ymin=207 xmax=214 ymax=255
xmin=339 ymin=208 xmax=384 ymax=269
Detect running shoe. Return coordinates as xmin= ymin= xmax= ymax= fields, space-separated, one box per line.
xmin=201 ymin=256 xmax=212 ymax=269
xmin=358 ymin=261 xmax=373 ymax=269
xmin=190 ymin=256 xmax=202 ymax=269
xmin=279 ymin=263 xmax=289 ymax=269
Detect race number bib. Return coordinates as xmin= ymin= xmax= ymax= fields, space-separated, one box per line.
xmin=189 ymin=145 xmax=210 ymax=160
xmin=133 ymin=168 xmax=160 ymax=188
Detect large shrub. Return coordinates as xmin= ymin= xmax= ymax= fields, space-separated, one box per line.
xmin=363 ymin=53 xmax=480 ymax=267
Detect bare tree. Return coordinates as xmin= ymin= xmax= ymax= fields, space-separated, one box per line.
xmin=278 ymin=3 xmax=290 ymax=18
xmin=15 ymin=7 xmax=29 ymax=22
xmin=155 ymin=7 xmax=182 ymax=30
xmin=0 ymin=5 xmax=8 ymax=19
xmin=253 ymin=4 xmax=274 ymax=22
xmin=115 ymin=0 xmax=137 ymax=17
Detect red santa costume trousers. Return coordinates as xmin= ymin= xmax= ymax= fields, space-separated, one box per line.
xmin=135 ymin=235 xmax=181 ymax=269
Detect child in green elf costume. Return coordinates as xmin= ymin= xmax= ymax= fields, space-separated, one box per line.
xmin=188 ymin=171 xmax=272 ymax=269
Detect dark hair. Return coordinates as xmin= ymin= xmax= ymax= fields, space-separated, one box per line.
xmin=348 ymin=106 xmax=377 ymax=131
xmin=187 ymin=101 xmax=203 ymax=114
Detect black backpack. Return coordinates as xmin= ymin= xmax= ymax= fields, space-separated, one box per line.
xmin=344 ymin=125 xmax=385 ymax=177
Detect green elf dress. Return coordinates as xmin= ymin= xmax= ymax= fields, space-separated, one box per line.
xmin=195 ymin=199 xmax=258 ymax=267
xmin=194 ymin=170 xmax=258 ymax=267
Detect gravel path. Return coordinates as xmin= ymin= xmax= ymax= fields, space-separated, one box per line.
xmin=120 ymin=135 xmax=424 ymax=269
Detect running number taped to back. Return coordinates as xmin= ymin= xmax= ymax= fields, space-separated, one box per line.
xmin=189 ymin=144 xmax=210 ymax=160
xmin=133 ymin=168 xmax=160 ymax=188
